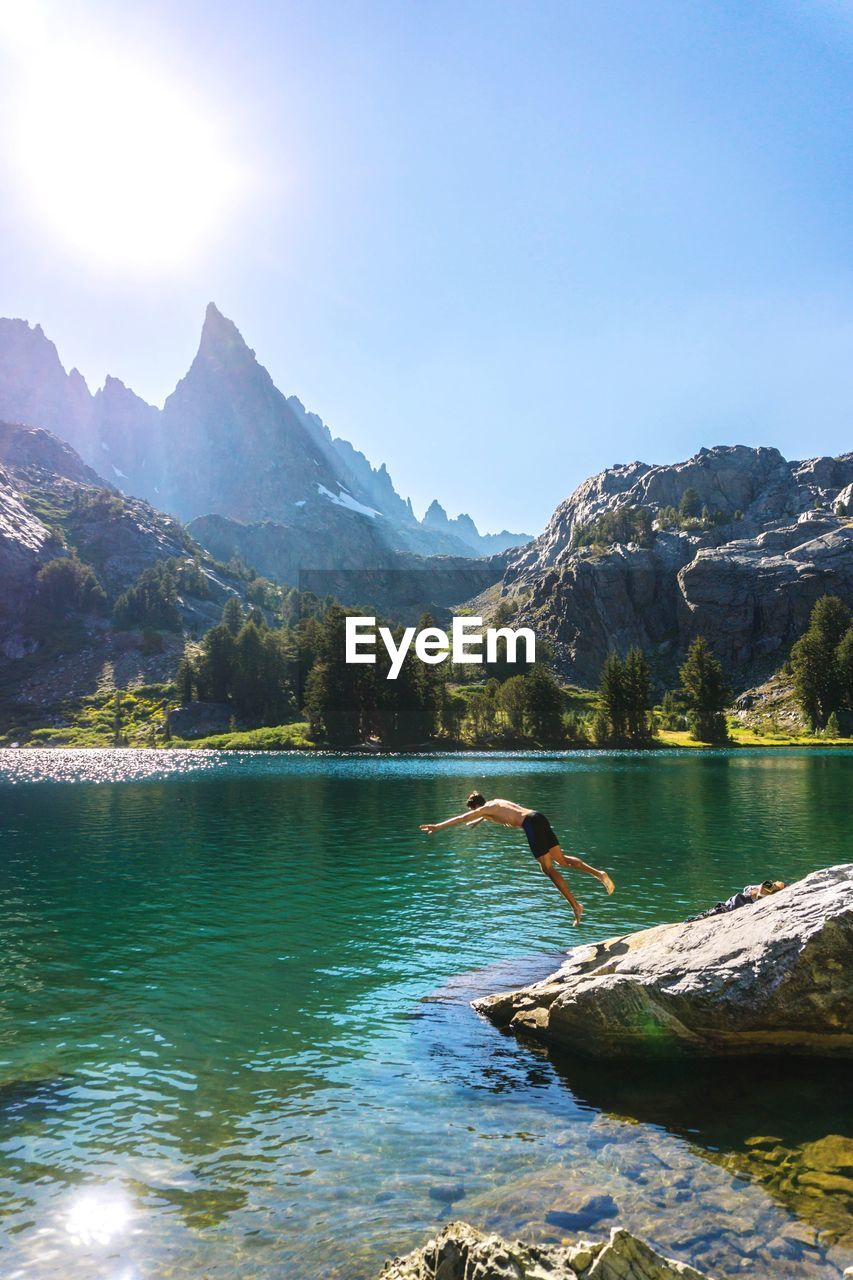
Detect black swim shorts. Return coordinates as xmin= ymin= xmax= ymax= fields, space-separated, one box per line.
xmin=521 ymin=811 xmax=559 ymax=860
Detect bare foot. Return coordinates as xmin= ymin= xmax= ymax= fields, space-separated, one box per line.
xmin=572 ymin=902 xmax=584 ymax=926
xmin=600 ymin=872 xmax=615 ymax=895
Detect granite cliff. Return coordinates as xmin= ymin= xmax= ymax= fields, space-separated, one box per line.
xmin=503 ymin=444 xmax=853 ymax=688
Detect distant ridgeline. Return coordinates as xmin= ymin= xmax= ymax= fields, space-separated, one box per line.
xmin=0 ymin=306 xmax=530 ymax=571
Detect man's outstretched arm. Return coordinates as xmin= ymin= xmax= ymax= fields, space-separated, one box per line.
xmin=420 ymin=807 xmax=489 ymax=834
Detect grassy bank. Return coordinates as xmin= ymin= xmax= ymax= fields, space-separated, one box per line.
xmin=658 ymin=726 xmax=853 ymax=749
xmin=3 ymin=681 xmax=851 ymax=751
xmin=4 ymin=685 xmax=173 ymax=748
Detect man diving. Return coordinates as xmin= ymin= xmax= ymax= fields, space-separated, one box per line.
xmin=419 ymin=792 xmax=615 ymax=926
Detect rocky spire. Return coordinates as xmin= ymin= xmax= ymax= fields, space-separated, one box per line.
xmin=194 ymin=302 xmax=259 ymax=371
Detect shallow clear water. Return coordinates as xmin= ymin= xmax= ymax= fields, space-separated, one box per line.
xmin=0 ymin=748 xmax=850 ymax=1279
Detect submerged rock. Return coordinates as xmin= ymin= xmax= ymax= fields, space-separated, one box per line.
xmin=474 ymin=865 xmax=852 ymax=1059
xmin=379 ymin=1221 xmax=714 ymax=1279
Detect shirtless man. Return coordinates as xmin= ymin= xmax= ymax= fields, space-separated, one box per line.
xmin=419 ymin=792 xmax=615 ymax=926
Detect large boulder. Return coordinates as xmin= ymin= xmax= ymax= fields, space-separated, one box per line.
xmin=379 ymin=1221 xmax=713 ymax=1279
xmin=474 ymin=865 xmax=853 ymax=1059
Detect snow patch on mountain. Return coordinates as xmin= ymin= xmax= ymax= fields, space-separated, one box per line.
xmin=316 ymin=483 xmax=382 ymax=519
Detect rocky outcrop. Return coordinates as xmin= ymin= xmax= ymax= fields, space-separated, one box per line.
xmin=379 ymin=1222 xmax=713 ymax=1280
xmin=0 ymin=463 xmax=57 ymax=658
xmin=791 ymin=454 xmax=853 ymax=511
xmin=676 ymin=518 xmax=853 ymax=670
xmin=474 ymin=864 xmax=853 ymax=1060
xmin=0 ymin=423 xmax=248 ymax=681
xmin=0 ymin=421 xmax=107 ymax=488
xmin=502 ymin=445 xmax=853 ymax=687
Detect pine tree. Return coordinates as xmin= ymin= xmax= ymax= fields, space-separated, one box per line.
xmin=34 ymin=554 xmax=106 ymax=620
xmin=790 ymin=595 xmax=851 ymax=728
xmin=176 ymin=655 xmax=194 ymax=704
xmin=624 ymin=647 xmax=652 ymax=742
xmin=232 ymin=621 xmax=268 ymax=722
xmin=679 ymin=637 xmax=729 ymax=742
xmin=196 ymin=624 xmax=236 ymax=703
xmin=597 ymin=652 xmax=627 ymax=741
xmin=304 ymin=606 xmax=377 ymax=744
xmin=592 ymin=704 xmax=611 ymax=746
xmin=809 ymin=595 xmax=851 ymax=650
xmin=679 ymin=487 xmax=701 ymax=520
xmin=497 ymin=674 xmax=528 ymax=736
xmin=525 ymin=665 xmax=564 ymax=743
xmin=837 ymin=628 xmax=853 ymax=711
xmin=466 ymin=689 xmax=498 ymax=742
xmin=222 ymin=597 xmax=244 ymax=636
xmin=378 ymin=644 xmax=437 ymax=745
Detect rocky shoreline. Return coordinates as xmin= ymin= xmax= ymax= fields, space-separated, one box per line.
xmin=379 ymin=1222 xmax=714 ymax=1279
xmin=474 ymin=864 xmax=852 ymax=1059
xmin=374 ymin=871 xmax=853 ymax=1280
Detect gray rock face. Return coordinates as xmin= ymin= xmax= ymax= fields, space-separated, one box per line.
xmin=676 ymin=521 xmax=853 ymax=670
xmin=0 ymin=421 xmax=107 ymax=488
xmin=474 ymin=865 xmax=853 ymax=1060
xmin=379 ymin=1221 xmax=713 ymax=1279
xmin=504 ymin=445 xmax=853 ymax=687
xmin=0 ymin=463 xmax=56 ymax=657
xmin=0 ymin=320 xmax=94 ymax=458
xmin=0 ymin=423 xmax=246 ymax=661
xmin=791 ymin=454 xmax=853 ymax=510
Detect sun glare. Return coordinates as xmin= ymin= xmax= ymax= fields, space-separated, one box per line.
xmin=3 ymin=4 xmax=242 ymax=271
xmin=65 ymin=1188 xmax=132 ymax=1246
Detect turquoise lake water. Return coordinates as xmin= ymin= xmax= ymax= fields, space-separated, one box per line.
xmin=0 ymin=748 xmax=850 ymax=1279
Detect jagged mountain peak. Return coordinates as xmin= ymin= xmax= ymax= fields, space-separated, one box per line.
xmin=196 ymin=302 xmax=255 ymax=365
xmin=0 ymin=306 xmax=534 ymax=556
xmin=0 ymin=315 xmax=62 ymax=364
xmin=95 ymin=374 xmax=152 ymax=406
xmin=423 ymin=499 xmax=448 ymax=525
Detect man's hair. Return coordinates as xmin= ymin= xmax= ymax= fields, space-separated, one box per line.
xmin=466 ymin=791 xmax=486 ymax=809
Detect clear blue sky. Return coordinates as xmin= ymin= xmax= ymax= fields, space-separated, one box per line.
xmin=1 ymin=1 xmax=852 ymax=533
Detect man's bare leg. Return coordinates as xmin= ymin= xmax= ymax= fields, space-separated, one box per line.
xmin=551 ymin=846 xmax=615 ymax=895
xmin=539 ymin=857 xmax=584 ymax=925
